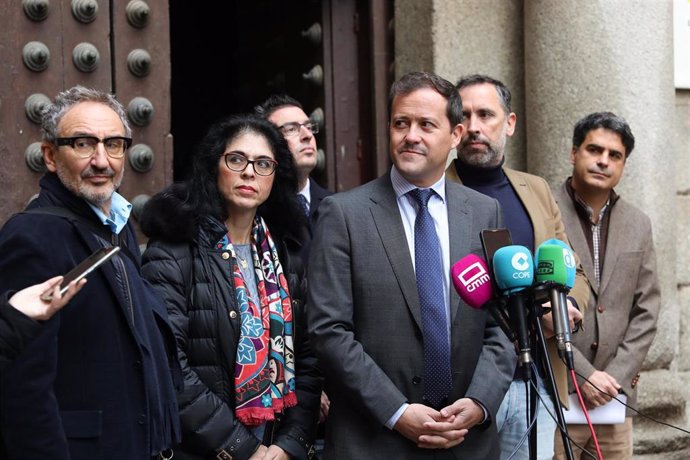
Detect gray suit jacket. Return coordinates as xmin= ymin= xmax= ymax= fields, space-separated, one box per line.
xmin=308 ymin=173 xmax=516 ymax=459
xmin=554 ymin=182 xmax=661 ymax=412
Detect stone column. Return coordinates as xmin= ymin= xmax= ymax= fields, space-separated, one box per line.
xmin=525 ymin=1 xmax=684 ymax=456
xmin=394 ymin=0 xmax=527 ymax=169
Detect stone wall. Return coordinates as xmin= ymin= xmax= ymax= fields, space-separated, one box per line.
xmin=395 ymin=0 xmax=689 ymax=456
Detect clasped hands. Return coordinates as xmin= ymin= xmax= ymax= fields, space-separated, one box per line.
xmin=394 ymin=398 xmax=484 ymax=449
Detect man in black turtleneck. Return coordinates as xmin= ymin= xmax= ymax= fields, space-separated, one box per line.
xmin=446 ymin=74 xmax=589 ymax=460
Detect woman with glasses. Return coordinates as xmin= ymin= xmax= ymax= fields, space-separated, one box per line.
xmin=140 ymin=114 xmax=320 ymax=460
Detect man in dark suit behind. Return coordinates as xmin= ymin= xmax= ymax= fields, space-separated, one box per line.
xmin=307 ymin=71 xmax=516 ymax=459
xmin=255 ymin=94 xmax=332 ymax=224
xmin=256 ymin=94 xmax=334 ymax=446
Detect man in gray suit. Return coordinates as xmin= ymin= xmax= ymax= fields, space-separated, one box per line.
xmin=553 ymin=112 xmax=661 ymax=459
xmin=308 ymin=71 xmax=516 ymax=459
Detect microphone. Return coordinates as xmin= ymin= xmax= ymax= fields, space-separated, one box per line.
xmin=535 ymin=242 xmax=575 ymax=370
xmin=451 ymin=254 xmax=515 ymax=342
xmin=539 ymin=238 xmax=576 ymax=288
xmin=493 ymin=245 xmax=535 ymax=380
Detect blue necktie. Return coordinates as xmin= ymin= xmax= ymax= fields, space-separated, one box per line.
xmin=297 ymin=194 xmax=310 ymax=219
xmin=409 ymin=188 xmax=452 ymax=408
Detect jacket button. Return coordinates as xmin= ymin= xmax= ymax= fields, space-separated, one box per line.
xmin=590 ymin=341 xmax=598 ymax=350
xmin=597 ymin=304 xmax=605 ymax=313
xmin=631 ymin=372 xmax=640 ymax=388
xmin=222 ymin=252 xmax=230 ymax=260
xmin=138 ymin=414 xmax=146 ymax=425
xmin=412 ymin=376 xmax=422 ymax=385
xmin=229 ymin=311 xmax=237 ymax=319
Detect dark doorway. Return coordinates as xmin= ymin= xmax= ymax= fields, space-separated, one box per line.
xmin=169 ymin=0 xmax=393 ymax=191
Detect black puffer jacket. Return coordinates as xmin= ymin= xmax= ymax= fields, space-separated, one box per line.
xmin=140 ymin=185 xmax=320 ymax=460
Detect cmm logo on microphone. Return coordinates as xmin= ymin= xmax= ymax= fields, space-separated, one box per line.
xmin=457 ymin=262 xmax=490 ymax=292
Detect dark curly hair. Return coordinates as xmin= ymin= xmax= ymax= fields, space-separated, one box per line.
xmin=186 ymin=113 xmax=305 ymax=237
xmin=572 ymin=112 xmax=635 ymax=157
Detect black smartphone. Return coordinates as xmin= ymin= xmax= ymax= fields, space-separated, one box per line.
xmin=40 ymin=246 xmax=121 ymax=301
xmin=480 ymin=228 xmax=513 ymax=289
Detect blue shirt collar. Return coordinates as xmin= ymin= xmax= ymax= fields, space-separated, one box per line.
xmin=87 ymin=192 xmax=132 ymax=235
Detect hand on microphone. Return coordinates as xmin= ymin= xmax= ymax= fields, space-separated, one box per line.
xmin=582 ymin=370 xmax=621 ymax=409
xmin=541 ymin=299 xmax=582 ymax=339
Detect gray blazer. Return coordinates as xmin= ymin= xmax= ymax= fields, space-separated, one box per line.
xmin=307 ymin=173 xmax=516 ymax=459
xmin=554 ymin=182 xmax=661 ymax=412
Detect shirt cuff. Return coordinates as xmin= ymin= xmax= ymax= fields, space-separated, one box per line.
xmin=469 ymin=398 xmax=489 ymax=424
xmin=385 ymin=403 xmax=409 ymax=429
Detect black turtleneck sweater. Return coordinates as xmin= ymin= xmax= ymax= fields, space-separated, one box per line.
xmin=455 ymin=160 xmax=535 ymax=254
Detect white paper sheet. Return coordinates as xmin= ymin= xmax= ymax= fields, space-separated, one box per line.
xmin=563 ymin=394 xmax=627 ymax=424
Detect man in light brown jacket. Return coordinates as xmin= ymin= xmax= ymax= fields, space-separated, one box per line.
xmin=447 ymin=74 xmax=589 ymax=460
xmin=553 ymin=112 xmax=661 ymax=459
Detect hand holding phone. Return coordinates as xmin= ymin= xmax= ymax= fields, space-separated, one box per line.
xmin=40 ymin=246 xmax=120 ymax=301
xmin=10 ymin=276 xmax=87 ymax=320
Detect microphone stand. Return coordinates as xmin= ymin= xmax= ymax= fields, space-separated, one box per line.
xmin=531 ymin=285 xmax=575 ymax=460
xmin=526 ymin=294 xmax=538 ymax=460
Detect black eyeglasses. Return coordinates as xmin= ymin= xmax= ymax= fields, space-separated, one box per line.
xmin=55 ymin=136 xmax=132 ymax=159
xmin=278 ymin=121 xmax=319 ymax=138
xmin=223 ymin=153 xmax=278 ymax=176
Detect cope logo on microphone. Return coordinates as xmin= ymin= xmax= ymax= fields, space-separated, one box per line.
xmin=511 ymin=252 xmax=530 ymax=271
xmin=536 ymin=260 xmax=554 ymax=275
xmin=511 ymin=252 xmax=532 ymax=279
xmin=457 ymin=262 xmax=490 ymax=292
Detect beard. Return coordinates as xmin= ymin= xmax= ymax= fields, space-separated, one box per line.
xmin=56 ymin=162 xmax=123 ymax=208
xmin=456 ymin=132 xmax=506 ymax=168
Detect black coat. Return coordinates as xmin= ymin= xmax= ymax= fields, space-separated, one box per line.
xmin=0 ymin=292 xmax=42 ymax=371
xmin=140 ymin=185 xmax=321 ymax=460
xmin=0 ymin=173 xmax=181 ymax=460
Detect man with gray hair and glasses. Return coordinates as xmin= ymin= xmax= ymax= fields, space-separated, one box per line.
xmin=0 ymin=86 xmax=180 ymax=460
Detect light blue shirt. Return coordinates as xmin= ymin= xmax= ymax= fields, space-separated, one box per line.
xmin=386 ymin=166 xmax=451 ymax=429
xmin=87 ymin=192 xmax=132 ymax=235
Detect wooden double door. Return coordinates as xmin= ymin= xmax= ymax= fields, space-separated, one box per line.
xmin=0 ymin=0 xmax=392 ymax=225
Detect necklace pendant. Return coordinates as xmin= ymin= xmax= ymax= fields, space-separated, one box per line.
xmin=239 ymin=257 xmax=248 ymax=269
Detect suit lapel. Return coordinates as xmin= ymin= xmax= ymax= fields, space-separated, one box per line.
xmin=599 ymin=200 xmax=623 ymax=294
xmin=504 ymin=168 xmax=545 ymax=246
xmin=369 ymin=176 xmax=424 ymax=331
xmin=557 ymin=183 xmax=598 ymax=293
xmin=72 ymin=223 xmax=134 ymax=323
xmin=308 ymin=179 xmax=328 ymax=216
xmin=447 ymin=182 xmax=471 ymax=323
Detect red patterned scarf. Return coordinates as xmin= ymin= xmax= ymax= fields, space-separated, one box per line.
xmin=218 ymin=215 xmax=297 ymax=425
